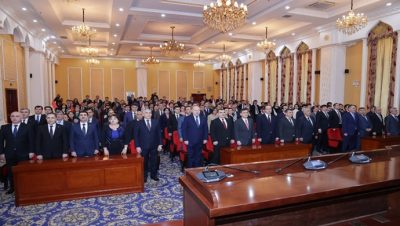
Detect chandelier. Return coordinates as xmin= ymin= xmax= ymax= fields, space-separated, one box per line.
xmin=80 ymin=37 xmax=98 ymax=56
xmin=217 ymin=44 xmax=231 ymax=63
xmin=86 ymin=57 xmax=100 ymax=65
xmin=160 ymin=26 xmax=185 ymax=57
xmin=336 ymin=0 xmax=367 ymax=35
xmin=142 ymin=47 xmax=160 ymax=64
xmin=72 ymin=8 xmax=96 ymax=38
xmin=257 ymin=27 xmax=276 ymax=51
xmin=203 ymin=0 xmax=248 ymax=33
xmin=194 ymin=54 xmax=205 ymax=67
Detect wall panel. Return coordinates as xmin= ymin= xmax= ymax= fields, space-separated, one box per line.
xmin=68 ymin=67 xmax=82 ymax=99
xmin=193 ymin=71 xmax=204 ymax=89
xmin=90 ymin=68 xmax=104 ymax=99
xmin=158 ymin=70 xmax=170 ymax=99
xmin=111 ymin=68 xmax=125 ymax=100
xmin=176 ymin=71 xmax=188 ymax=99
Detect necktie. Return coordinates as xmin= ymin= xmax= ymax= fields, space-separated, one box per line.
xmin=337 ymin=111 xmax=342 ymax=124
xmin=82 ymin=124 xmax=86 ymax=135
xmin=176 ymin=114 xmax=179 ymax=119
xmin=196 ymin=116 xmax=200 ymax=126
xmin=307 ymin=117 xmax=313 ymax=126
xmin=50 ymin=125 xmax=54 ymax=138
xmin=244 ymin=119 xmax=249 ymax=129
xmin=267 ymin=114 xmax=271 ymax=123
xmin=146 ymin=120 xmax=151 ymax=131
xmin=222 ymin=119 xmax=227 ymax=129
xmin=36 ymin=115 xmax=40 ymax=123
xmin=289 ymin=118 xmax=294 ymax=126
xmin=351 ymin=113 xmax=355 ymax=120
xmin=13 ymin=125 xmax=18 ymax=137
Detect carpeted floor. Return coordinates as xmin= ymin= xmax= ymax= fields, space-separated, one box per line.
xmin=0 ymin=154 xmax=184 ymax=225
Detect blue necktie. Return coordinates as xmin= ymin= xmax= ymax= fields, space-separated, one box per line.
xmin=82 ymin=124 xmax=86 ymax=135
xmin=13 ymin=125 xmax=18 ymax=137
xmin=196 ymin=116 xmax=200 ymax=127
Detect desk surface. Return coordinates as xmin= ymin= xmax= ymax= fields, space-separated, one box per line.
xmin=180 ymin=149 xmax=400 ymax=218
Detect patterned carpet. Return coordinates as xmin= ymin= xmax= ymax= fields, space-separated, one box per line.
xmin=0 ymin=154 xmax=184 ymax=225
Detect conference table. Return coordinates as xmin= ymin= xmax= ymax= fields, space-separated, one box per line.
xmin=361 ymin=135 xmax=400 ymax=150
xmin=13 ymin=154 xmax=144 ymax=206
xmin=179 ymin=148 xmax=400 ymax=226
xmin=220 ymin=143 xmax=312 ymax=164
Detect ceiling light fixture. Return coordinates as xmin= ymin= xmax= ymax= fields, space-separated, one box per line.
xmin=194 ymin=54 xmax=205 ymax=67
xmin=116 ymin=23 xmax=120 ymax=27
xmin=336 ymin=0 xmax=367 ymax=35
xmin=72 ymin=8 xmax=96 ymax=38
xmin=33 ymin=19 xmax=38 ymax=23
xmin=217 ymin=44 xmax=231 ymax=63
xmin=203 ymin=0 xmax=248 ymax=33
xmin=252 ymin=21 xmax=257 ymax=25
xmin=22 ymin=7 xmax=27 ymax=11
xmin=386 ymin=2 xmax=392 ymax=6
xmin=285 ymin=6 xmax=290 ymax=10
xmin=257 ymin=27 xmax=276 ymax=51
xmin=86 ymin=57 xmax=100 ymax=65
xmin=113 ymin=34 xmax=118 ymax=37
xmin=119 ymin=8 xmax=124 ymax=12
xmin=161 ymin=13 xmax=166 ymax=17
xmin=142 ymin=46 xmax=160 ymax=64
xmin=41 ymin=28 xmax=46 ymax=32
xmin=80 ymin=37 xmax=98 ymax=56
xmin=160 ymin=26 xmax=185 ymax=57
xmin=291 ymin=32 xmax=295 ymax=36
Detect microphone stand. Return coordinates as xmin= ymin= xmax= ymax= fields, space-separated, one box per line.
xmin=207 ymin=163 xmax=260 ymax=175
xmin=275 ymin=157 xmax=306 ymax=174
xmin=327 ymin=152 xmax=349 ymax=165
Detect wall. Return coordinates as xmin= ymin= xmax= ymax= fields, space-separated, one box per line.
xmin=345 ymin=41 xmax=363 ymax=105
xmin=146 ymin=62 xmax=214 ymax=100
xmin=0 ymin=34 xmax=27 ymax=122
xmin=315 ymin=49 xmax=321 ymax=105
xmin=55 ymin=58 xmax=137 ymax=101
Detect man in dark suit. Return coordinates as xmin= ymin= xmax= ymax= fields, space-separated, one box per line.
xmin=329 ymin=103 xmax=342 ymax=129
xmin=342 ymin=105 xmax=360 ymax=152
xmin=20 ymin=108 xmax=34 ymax=127
xmin=182 ymin=105 xmax=208 ymax=168
xmin=0 ymin=112 xmax=34 ymax=194
xmin=278 ymin=109 xmax=296 ymax=143
xmin=123 ymin=105 xmax=139 ymax=127
xmin=358 ymin=107 xmax=372 ymax=138
xmin=204 ymin=102 xmax=212 ymax=118
xmin=135 ymin=109 xmax=163 ymax=182
xmin=210 ymin=109 xmax=234 ymax=164
xmin=28 ymin=105 xmax=47 ymax=126
xmin=69 ymin=111 xmax=99 ymax=157
xmin=367 ymin=106 xmax=384 ymax=136
xmin=152 ymin=104 xmax=163 ymax=120
xmin=87 ymin=108 xmax=100 ymax=132
xmin=296 ymin=108 xmax=316 ymax=144
xmin=36 ymin=113 xmax=68 ymax=159
xmin=250 ymin=100 xmax=261 ymax=122
xmin=55 ymin=110 xmax=72 ymax=149
xmin=234 ymin=109 xmax=255 ymax=146
xmin=385 ymin=107 xmax=400 ymax=136
xmin=316 ymin=105 xmax=330 ymax=153
xmin=256 ymin=105 xmax=279 ymax=144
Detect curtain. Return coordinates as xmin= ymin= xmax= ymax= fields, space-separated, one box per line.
xmin=297 ymin=50 xmax=312 ymax=104
xmin=300 ymin=53 xmax=309 ymax=103
xmin=306 ymin=51 xmax=312 ymax=103
xmin=238 ymin=66 xmax=243 ymax=100
xmin=230 ymin=67 xmax=235 ymax=100
xmin=283 ymin=58 xmax=291 ymax=103
xmin=288 ymin=54 xmax=294 ymax=103
xmin=269 ymin=59 xmax=277 ymax=104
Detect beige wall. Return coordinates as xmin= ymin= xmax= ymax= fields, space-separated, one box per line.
xmin=315 ymin=49 xmax=321 ymax=105
xmin=345 ymin=41 xmax=363 ymax=106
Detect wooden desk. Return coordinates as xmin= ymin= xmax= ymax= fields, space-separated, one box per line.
xmin=361 ymin=136 xmax=400 ymax=150
xmin=13 ymin=154 xmax=144 ymax=206
xmin=220 ymin=143 xmax=311 ymax=164
xmin=180 ymin=149 xmax=400 ymax=226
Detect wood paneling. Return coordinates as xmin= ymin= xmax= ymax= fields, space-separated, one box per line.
xmin=193 ymin=71 xmax=205 ymax=89
xmin=90 ymin=68 xmax=104 ymax=99
xmin=177 ymin=71 xmax=188 ymax=99
xmin=3 ymin=39 xmax=16 ymax=81
xmin=111 ymin=68 xmax=125 ymax=100
xmin=68 ymin=67 xmax=82 ymax=99
xmin=158 ymin=70 xmax=170 ymax=99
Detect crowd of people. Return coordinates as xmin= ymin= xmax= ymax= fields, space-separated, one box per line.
xmin=1 ymin=92 xmax=399 ymax=195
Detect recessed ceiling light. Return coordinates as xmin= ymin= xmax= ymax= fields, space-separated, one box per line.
xmin=61 ymin=50 xmax=65 ymax=53
xmin=233 ymin=51 xmax=237 ymax=54
xmin=211 ymin=41 xmax=215 ymax=44
xmin=199 ymin=47 xmax=202 ymax=50
xmin=113 ymin=34 xmax=118 ymax=37
xmin=112 ymin=42 xmax=115 ymax=45
xmin=161 ymin=14 xmax=166 ymax=18
xmin=41 ymin=28 xmax=46 ymax=32
xmin=33 ymin=19 xmax=38 ymax=23
xmin=111 ymin=48 xmax=114 ymax=51
xmin=188 ymin=52 xmax=191 ymax=54
xmin=285 ymin=6 xmax=290 ymax=10
xmin=110 ymin=53 xmax=113 ymax=55
xmin=252 ymin=21 xmax=256 ymax=25
xmin=386 ymin=2 xmax=392 ymax=6
xmin=22 ymin=7 xmax=27 ymax=11
xmin=53 ymin=41 xmax=56 ymax=44
xmin=116 ymin=23 xmax=120 ymax=27
xmin=58 ymin=46 xmax=61 ymax=49
xmin=50 ymin=35 xmax=56 ymax=39
xmin=119 ymin=8 xmax=124 ymax=12
xmin=228 ymin=32 xmax=233 ymax=36
xmin=139 ymin=43 xmax=143 ymax=46
xmin=291 ymin=32 xmax=295 ymax=36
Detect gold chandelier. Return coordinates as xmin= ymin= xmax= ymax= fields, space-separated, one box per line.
xmin=80 ymin=37 xmax=98 ymax=56
xmin=257 ymin=27 xmax=276 ymax=51
xmin=142 ymin=47 xmax=160 ymax=64
xmin=86 ymin=57 xmax=100 ymax=65
xmin=217 ymin=44 xmax=231 ymax=63
xmin=160 ymin=26 xmax=185 ymax=57
xmin=194 ymin=54 xmax=205 ymax=67
xmin=72 ymin=8 xmax=96 ymax=38
xmin=203 ymin=0 xmax=248 ymax=33
xmin=336 ymin=0 xmax=367 ymax=35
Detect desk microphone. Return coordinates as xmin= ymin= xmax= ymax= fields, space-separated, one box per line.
xmin=349 ymin=151 xmax=371 ymax=164
xmin=207 ymin=163 xmax=260 ymax=175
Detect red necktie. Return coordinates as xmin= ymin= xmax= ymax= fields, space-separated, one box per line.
xmin=222 ymin=119 xmax=227 ymax=129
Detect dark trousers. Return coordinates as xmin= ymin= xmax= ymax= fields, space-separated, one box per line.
xmin=317 ymin=131 xmax=329 ymax=152
xmin=187 ymin=143 xmax=203 ymax=168
xmin=210 ymin=142 xmax=229 ymax=165
xmin=141 ymin=148 xmax=158 ymax=178
xmin=342 ymin=132 xmax=359 ymax=152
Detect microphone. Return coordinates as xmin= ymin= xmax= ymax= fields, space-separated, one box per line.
xmin=349 ymin=151 xmax=371 ymax=164
xmin=302 ymin=143 xmax=327 ymax=170
xmin=275 ymin=157 xmax=306 ymax=174
xmin=327 ymin=152 xmax=349 ymax=165
xmin=207 ymin=163 xmax=260 ymax=175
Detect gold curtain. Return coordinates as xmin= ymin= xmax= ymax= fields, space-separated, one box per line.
xmin=269 ymin=60 xmax=277 ymax=103
xmin=284 ymin=58 xmax=291 ymax=103
xmin=300 ymin=53 xmax=309 ymax=102
xmin=374 ymin=37 xmax=393 ymax=116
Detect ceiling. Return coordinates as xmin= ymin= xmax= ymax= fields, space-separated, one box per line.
xmin=1 ymin=0 xmax=398 ymax=63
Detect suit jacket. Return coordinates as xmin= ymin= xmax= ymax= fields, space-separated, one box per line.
xmin=134 ymin=119 xmax=162 ymax=150
xmin=152 ymin=110 xmax=163 ymax=120
xmin=342 ymin=112 xmax=359 ymax=136
xmin=178 ymin=116 xmax=186 ymax=138
xmin=296 ymin=116 xmax=316 ymax=144
xmin=256 ymin=114 xmax=278 ymax=144
xmin=28 ymin=114 xmax=47 ymax=126
xmin=316 ymin=111 xmax=330 ymax=132
xmin=385 ymin=115 xmax=400 ymax=136
xmin=210 ymin=118 xmax=234 ymax=147
xmin=124 ymin=119 xmax=138 ymax=145
xmin=250 ymin=104 xmax=261 ymax=120
xmin=367 ymin=112 xmax=384 ymax=135
xmin=234 ymin=117 xmax=255 ymax=146
xmin=204 ymin=108 xmax=212 ymax=117
xmin=57 ymin=120 xmax=72 ymax=149
xmin=169 ymin=114 xmax=179 ymax=133
xmin=181 ymin=115 xmax=208 ymax=146
xmin=278 ymin=117 xmax=296 ymax=142
xmin=123 ymin=111 xmax=136 ymax=127
xmin=329 ymin=110 xmax=342 ymax=128
xmin=0 ymin=123 xmax=34 ymax=163
xmin=69 ymin=123 xmax=99 ymax=156
xmin=36 ymin=124 xmax=68 ymax=159
xmin=358 ymin=115 xmax=372 ymax=137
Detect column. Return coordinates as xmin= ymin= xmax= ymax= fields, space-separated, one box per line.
xmin=136 ymin=60 xmax=148 ymax=97
xmin=265 ymin=60 xmax=269 ymax=102
xmin=277 ymin=58 xmax=282 ymax=105
xmin=52 ymin=62 xmax=56 ymax=100
xmin=293 ymin=53 xmax=298 ymax=103
xmin=243 ymin=65 xmax=247 ymax=100
xmin=29 ymin=51 xmax=47 ymax=107
xmin=319 ymin=45 xmax=346 ymax=104
xmin=311 ymin=49 xmax=317 ymax=105
xmin=219 ymin=70 xmax=222 ymax=99
xmin=360 ymin=38 xmax=368 ymax=107
xmin=393 ymin=35 xmax=400 ymax=108
xmin=248 ymin=61 xmax=263 ymax=102
xmin=226 ymin=68 xmax=230 ymax=101
xmin=234 ymin=67 xmax=237 ymax=100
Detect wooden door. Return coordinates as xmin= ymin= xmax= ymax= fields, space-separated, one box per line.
xmin=191 ymin=93 xmax=206 ymax=103
xmin=5 ymin=89 xmax=18 ymax=123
